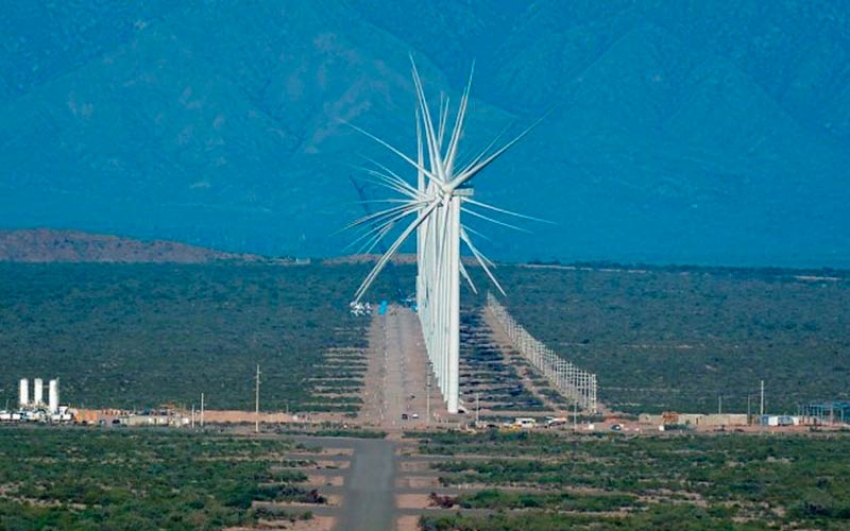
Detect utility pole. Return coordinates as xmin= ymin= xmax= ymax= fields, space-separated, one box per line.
xmin=255 ymin=365 xmax=261 ymax=434
xmin=747 ymin=395 xmax=751 ymax=425
xmin=475 ymin=392 xmax=480 ymax=426
xmin=200 ymin=392 xmax=205 ymax=428
xmin=760 ymin=380 xmax=765 ymax=417
xmin=718 ymin=395 xmax=722 ymax=415
xmin=426 ymin=367 xmax=431 ymax=426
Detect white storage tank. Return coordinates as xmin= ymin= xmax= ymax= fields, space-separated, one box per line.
xmin=34 ymin=378 xmax=44 ymax=406
xmin=48 ymin=379 xmax=59 ymax=413
xmin=19 ymin=379 xmax=29 ymax=408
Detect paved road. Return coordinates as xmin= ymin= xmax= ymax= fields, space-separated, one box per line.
xmin=334 ymin=438 xmax=396 ymax=531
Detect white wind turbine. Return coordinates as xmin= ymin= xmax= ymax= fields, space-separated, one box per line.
xmin=348 ymin=58 xmax=538 ymax=414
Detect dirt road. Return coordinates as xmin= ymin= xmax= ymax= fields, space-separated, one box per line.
xmin=358 ymin=305 xmax=446 ymax=430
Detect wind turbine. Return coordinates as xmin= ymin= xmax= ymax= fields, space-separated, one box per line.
xmin=347 ymin=57 xmax=538 ymax=414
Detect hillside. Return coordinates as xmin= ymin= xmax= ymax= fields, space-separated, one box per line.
xmin=0 ymin=229 xmax=264 ymax=263
xmin=1 ymin=1 xmax=848 ymax=266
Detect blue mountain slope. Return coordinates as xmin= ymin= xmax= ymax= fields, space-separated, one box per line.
xmin=0 ymin=0 xmax=848 ymax=266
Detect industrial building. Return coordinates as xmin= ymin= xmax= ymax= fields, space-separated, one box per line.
xmin=0 ymin=378 xmax=72 ymax=423
xmin=4 ymin=377 xmax=195 ymax=427
xmin=640 ymin=412 xmax=749 ymax=428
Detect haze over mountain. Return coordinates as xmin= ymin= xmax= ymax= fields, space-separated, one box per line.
xmin=2 ymin=1 xmax=849 ymax=267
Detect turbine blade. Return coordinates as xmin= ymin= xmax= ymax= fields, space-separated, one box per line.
xmin=358 ymin=167 xmax=420 ymax=199
xmin=463 ymin=207 xmax=531 ymax=233
xmin=459 ymin=260 xmax=478 ymax=294
xmin=445 ymin=61 xmax=475 ymax=177
xmin=460 ymin=223 xmax=493 ymax=242
xmin=461 ymin=227 xmax=505 ymax=296
xmin=345 ymin=121 xmax=439 ymax=185
xmin=354 ymin=197 xmax=442 ymax=302
xmin=437 ymin=93 xmax=450 ymax=150
xmin=417 ymin=108 xmax=426 ymax=193
xmin=449 ymin=114 xmax=547 ymax=191
xmin=410 ymin=57 xmax=447 ymax=184
xmin=463 ymin=197 xmax=553 ymax=223
xmin=345 ymin=201 xmax=424 ymax=232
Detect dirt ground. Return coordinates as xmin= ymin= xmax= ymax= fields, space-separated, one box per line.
xmin=198 ymin=410 xmax=349 ymax=425
xmin=395 ymin=476 xmax=439 ymax=489
xmin=395 ymin=515 xmax=421 ymax=531
xmin=307 ymin=474 xmax=344 ymax=488
xmin=395 ymin=493 xmax=433 ymax=510
xmin=281 ymin=516 xmax=336 ymax=531
xmin=230 ymin=515 xmax=336 ymax=531
xmin=225 ymin=516 xmax=334 ymax=531
xmin=357 ymin=306 xmax=448 ymax=430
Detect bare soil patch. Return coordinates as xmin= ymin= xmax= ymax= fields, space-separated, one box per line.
xmin=396 ymin=515 xmax=421 ymax=531
xmin=313 ymin=460 xmax=350 ymax=470
xmin=398 ymin=460 xmax=432 ymax=473
xmin=228 ymin=515 xmax=336 ymax=530
xmin=307 ymin=474 xmax=344 ymax=488
xmin=395 ymin=476 xmax=439 ymax=489
xmin=396 ymin=493 xmax=434 ymax=510
xmin=278 ymin=516 xmax=336 ymax=530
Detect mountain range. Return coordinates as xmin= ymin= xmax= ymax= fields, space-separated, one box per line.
xmin=0 ymin=228 xmax=265 ymax=263
xmin=1 ymin=0 xmax=849 ymax=267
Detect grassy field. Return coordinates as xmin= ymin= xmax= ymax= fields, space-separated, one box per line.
xmin=415 ymin=429 xmax=850 ymax=530
xmin=0 ymin=426 xmax=312 ymax=530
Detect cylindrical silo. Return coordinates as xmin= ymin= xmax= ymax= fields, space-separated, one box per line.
xmin=48 ymin=379 xmax=59 ymax=413
xmin=34 ymin=378 xmax=44 ymax=406
xmin=19 ymin=379 xmax=29 ymax=408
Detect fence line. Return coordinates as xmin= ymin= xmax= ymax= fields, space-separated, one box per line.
xmin=486 ymin=292 xmax=598 ymax=413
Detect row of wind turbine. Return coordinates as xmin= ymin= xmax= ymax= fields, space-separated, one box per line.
xmin=346 ymin=57 xmax=541 ymax=413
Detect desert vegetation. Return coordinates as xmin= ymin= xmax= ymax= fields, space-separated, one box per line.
xmin=0 ymin=262 xmax=409 ymax=411
xmin=497 ymin=264 xmax=850 ymax=413
xmin=0 ymin=426 xmax=318 ymax=530
xmin=2 ymin=261 xmax=848 ymax=416
xmin=415 ymin=429 xmax=850 ymax=530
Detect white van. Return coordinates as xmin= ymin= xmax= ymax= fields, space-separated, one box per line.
xmin=515 ymin=417 xmax=537 ymax=429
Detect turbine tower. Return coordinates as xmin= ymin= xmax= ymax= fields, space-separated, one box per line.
xmin=349 ymin=58 xmax=536 ymax=414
